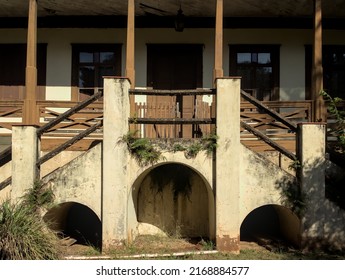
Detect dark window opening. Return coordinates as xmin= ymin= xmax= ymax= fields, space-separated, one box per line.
xmin=229 ymin=45 xmax=280 ymax=101
xmin=71 ymin=44 xmax=121 ymax=101
xmin=305 ymin=45 xmax=345 ymax=100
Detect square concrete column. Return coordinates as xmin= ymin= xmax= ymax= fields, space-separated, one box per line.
xmin=11 ymin=125 xmax=40 ymax=201
xmin=297 ymin=123 xmax=326 ymax=247
xmin=102 ymin=77 xmax=130 ymax=251
xmin=215 ymin=77 xmax=241 ymax=252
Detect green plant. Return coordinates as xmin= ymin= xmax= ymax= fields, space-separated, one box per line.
xmin=201 ymin=132 xmax=219 ymax=156
xmin=0 ymin=180 xmax=59 ymax=260
xmin=21 ymin=180 xmax=55 ymax=213
xmin=321 ymin=90 xmax=345 ymax=150
xmin=288 ymin=159 xmax=302 ymax=171
xmin=185 ymin=142 xmax=203 ymax=158
xmin=122 ymin=131 xmax=162 ymax=166
xmin=281 ymin=185 xmax=307 ymax=217
xmin=199 ymin=239 xmax=215 ymax=250
xmin=172 ymin=143 xmax=186 ymax=152
xmin=0 ymin=200 xmax=59 ymax=260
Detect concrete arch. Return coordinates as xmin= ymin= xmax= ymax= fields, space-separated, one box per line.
xmin=240 ymin=204 xmax=301 ymax=248
xmin=43 ymin=202 xmax=102 ymax=250
xmin=128 ymin=160 xmax=215 ymax=242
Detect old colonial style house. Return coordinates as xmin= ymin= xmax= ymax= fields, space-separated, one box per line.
xmin=1 ymin=0 xmax=345 ymax=253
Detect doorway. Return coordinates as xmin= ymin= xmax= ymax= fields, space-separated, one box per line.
xmin=146 ymin=44 xmax=203 ymax=138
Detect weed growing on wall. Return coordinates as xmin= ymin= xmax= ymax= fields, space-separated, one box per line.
xmin=122 ymin=131 xmax=219 ymax=163
xmin=122 ymin=131 xmax=162 ymax=166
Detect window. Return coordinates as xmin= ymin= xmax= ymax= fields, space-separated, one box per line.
xmin=229 ymin=45 xmax=280 ymax=101
xmin=72 ymin=44 xmax=122 ymax=101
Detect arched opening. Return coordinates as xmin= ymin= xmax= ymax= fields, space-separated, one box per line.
xmin=134 ymin=163 xmax=213 ymax=241
xmin=43 ymin=202 xmax=101 ymax=250
xmin=240 ymin=204 xmax=301 ymax=249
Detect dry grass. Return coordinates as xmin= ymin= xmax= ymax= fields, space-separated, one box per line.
xmin=60 ymin=235 xmax=345 ymax=260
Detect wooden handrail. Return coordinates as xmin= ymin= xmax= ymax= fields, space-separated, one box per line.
xmin=241 ymin=90 xmax=298 ymax=132
xmin=241 ymin=121 xmax=297 ymax=161
xmin=0 ymin=146 xmax=11 ymax=167
xmin=129 ymin=88 xmax=216 ymax=96
xmin=37 ymin=120 xmax=103 ymax=167
xmin=0 ymin=176 xmax=11 ymax=191
xmin=37 ymin=90 xmax=103 ymax=136
xmin=129 ymin=118 xmax=215 ymax=124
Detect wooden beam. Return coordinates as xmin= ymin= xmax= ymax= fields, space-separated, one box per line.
xmin=312 ymin=0 xmax=325 ymax=122
xmin=126 ymin=0 xmax=135 ymax=88
xmin=213 ymin=0 xmax=224 ymax=83
xmin=128 ymin=118 xmax=215 ymax=124
xmin=129 ymin=88 xmax=216 ymax=96
xmin=23 ymin=0 xmax=38 ymax=125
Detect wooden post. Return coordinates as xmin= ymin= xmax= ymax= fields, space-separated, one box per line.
xmin=213 ymin=0 xmax=224 ymax=84
xmin=312 ymin=0 xmax=325 ymax=122
xmin=126 ymin=0 xmax=135 ymax=124
xmin=23 ymin=0 xmax=38 ymax=125
xmin=126 ymin=0 xmax=135 ymax=89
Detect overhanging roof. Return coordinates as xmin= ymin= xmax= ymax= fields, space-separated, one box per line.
xmin=0 ymin=0 xmax=344 ymax=18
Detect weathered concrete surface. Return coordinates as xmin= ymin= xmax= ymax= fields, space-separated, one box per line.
xmin=102 ymin=77 xmax=130 ymax=250
xmin=40 ymin=150 xmax=84 ymax=177
xmin=127 ymin=150 xmax=215 ymax=243
xmin=240 ymin=144 xmax=300 ymax=246
xmin=299 ymin=123 xmax=345 ymax=250
xmin=215 ymin=78 xmax=241 ymax=252
xmin=240 ymin=144 xmax=297 ymax=221
xmin=128 ymin=152 xmax=215 ymax=240
xmin=11 ymin=126 xmax=39 ymax=202
xmin=41 ymin=142 xmax=102 ymax=219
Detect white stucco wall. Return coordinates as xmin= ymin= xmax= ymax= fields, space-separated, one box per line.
xmin=1 ymin=28 xmax=344 ymax=102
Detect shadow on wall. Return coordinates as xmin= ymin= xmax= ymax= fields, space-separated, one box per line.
xmin=240 ymin=204 xmax=301 ymax=249
xmin=135 ymin=163 xmax=212 ymax=239
xmin=275 ymin=156 xmax=345 ymax=251
xmin=43 ymin=202 xmax=102 ymax=250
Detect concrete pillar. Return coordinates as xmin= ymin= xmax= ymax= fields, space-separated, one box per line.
xmin=11 ymin=125 xmax=40 ymax=201
xmin=215 ymin=77 xmax=241 ymax=252
xmin=102 ymin=77 xmax=130 ymax=251
xmin=297 ymin=123 xmax=326 ymax=248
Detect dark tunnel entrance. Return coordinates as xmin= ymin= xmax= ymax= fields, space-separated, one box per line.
xmin=240 ymin=204 xmax=301 ymax=249
xmin=135 ymin=163 xmax=213 ymax=241
xmin=43 ymin=202 xmax=102 ymax=250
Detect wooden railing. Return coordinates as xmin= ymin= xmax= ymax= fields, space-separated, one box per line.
xmin=0 ymin=100 xmax=24 ymax=132
xmin=240 ymin=90 xmax=313 ymax=160
xmin=0 ymin=91 xmax=104 ymax=190
xmin=36 ymin=90 xmax=104 ymax=166
xmin=0 ymin=88 xmax=321 ymax=161
xmin=129 ymin=88 xmax=216 ymax=138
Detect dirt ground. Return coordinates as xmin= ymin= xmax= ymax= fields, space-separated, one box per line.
xmin=59 ymin=236 xmax=268 ymax=259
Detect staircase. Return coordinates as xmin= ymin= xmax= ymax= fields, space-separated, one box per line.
xmin=1 ymin=77 xmax=345 ymax=252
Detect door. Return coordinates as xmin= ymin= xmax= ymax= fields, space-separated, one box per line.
xmin=147 ymin=44 xmax=203 ymax=138
xmin=0 ymin=44 xmax=47 ymax=100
